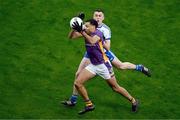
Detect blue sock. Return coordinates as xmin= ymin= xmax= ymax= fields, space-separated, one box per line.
xmin=136 ymin=64 xmax=143 ymax=71
xmin=70 ymin=95 xmax=78 ymax=103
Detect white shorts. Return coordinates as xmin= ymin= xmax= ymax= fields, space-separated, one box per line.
xmin=85 ymin=62 xmax=114 ymax=80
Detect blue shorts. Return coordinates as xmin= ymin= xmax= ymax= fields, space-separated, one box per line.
xmin=84 ymin=50 xmax=116 ymax=62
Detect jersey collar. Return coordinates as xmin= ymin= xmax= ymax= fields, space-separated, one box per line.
xmin=98 ymin=23 xmax=104 ymax=28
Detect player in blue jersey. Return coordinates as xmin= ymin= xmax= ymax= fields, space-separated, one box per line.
xmin=63 ymin=19 xmax=139 ymax=114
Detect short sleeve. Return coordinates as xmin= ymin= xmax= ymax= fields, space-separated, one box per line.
xmin=103 ymin=27 xmax=111 ymax=40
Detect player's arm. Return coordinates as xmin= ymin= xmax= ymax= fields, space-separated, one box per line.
xmin=68 ymin=29 xmax=82 ymax=39
xmin=103 ymin=40 xmax=111 ymax=50
xmin=103 ymin=27 xmax=111 ymax=50
xmin=81 ymin=31 xmax=100 ymax=44
xmin=68 ymin=12 xmax=85 ymax=39
xmin=71 ymin=21 xmax=100 ymax=43
xmin=69 ymin=12 xmax=85 ymax=39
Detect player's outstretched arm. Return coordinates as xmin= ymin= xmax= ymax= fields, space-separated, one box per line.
xmin=68 ymin=29 xmax=82 ymax=39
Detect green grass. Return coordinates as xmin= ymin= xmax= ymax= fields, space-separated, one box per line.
xmin=0 ymin=0 xmax=179 ymax=119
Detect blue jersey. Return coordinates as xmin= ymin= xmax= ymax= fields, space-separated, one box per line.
xmin=97 ymin=23 xmax=111 ymax=41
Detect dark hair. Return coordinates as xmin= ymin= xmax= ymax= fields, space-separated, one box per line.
xmin=86 ymin=19 xmax=98 ymax=28
xmin=94 ymin=9 xmax=104 ymax=13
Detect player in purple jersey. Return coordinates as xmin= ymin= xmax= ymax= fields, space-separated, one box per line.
xmin=62 ymin=10 xmax=150 ymax=109
xmin=62 ymin=19 xmax=139 ymax=114
xmin=75 ymin=10 xmax=151 ymax=80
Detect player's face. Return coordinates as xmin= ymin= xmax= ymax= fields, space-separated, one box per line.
xmin=93 ymin=12 xmax=104 ymax=25
xmin=84 ymin=22 xmax=95 ymax=34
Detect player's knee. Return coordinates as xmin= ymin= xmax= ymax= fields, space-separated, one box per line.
xmin=75 ymin=72 xmax=79 ymax=79
xmin=74 ymin=80 xmax=82 ymax=89
xmin=116 ymin=64 xmax=124 ymax=69
xmin=74 ymin=82 xmax=80 ymax=89
xmin=117 ymin=63 xmax=126 ymax=69
xmin=75 ymin=69 xmax=82 ymax=79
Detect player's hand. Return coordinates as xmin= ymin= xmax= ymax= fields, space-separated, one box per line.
xmin=72 ymin=21 xmax=83 ymax=32
xmin=77 ymin=12 xmax=85 ymax=20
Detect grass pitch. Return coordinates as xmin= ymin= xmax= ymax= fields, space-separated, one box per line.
xmin=0 ymin=0 xmax=179 ymax=119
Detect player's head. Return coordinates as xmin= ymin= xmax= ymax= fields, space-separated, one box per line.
xmin=93 ymin=9 xmax=104 ymax=25
xmin=84 ymin=19 xmax=98 ymax=34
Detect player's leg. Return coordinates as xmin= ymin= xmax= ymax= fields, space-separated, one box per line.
xmin=112 ymin=57 xmax=136 ymax=70
xmin=71 ymin=57 xmax=90 ymax=103
xmin=74 ymin=68 xmax=95 ymax=101
xmin=106 ymin=76 xmax=134 ymax=101
xmin=106 ymin=50 xmax=151 ymax=77
xmin=74 ymin=65 xmax=96 ymax=114
xmin=61 ymin=65 xmax=92 ymax=106
xmin=61 ymin=85 xmax=78 ymax=106
xmin=112 ymin=57 xmax=151 ymax=77
xmin=77 ymin=62 xmax=114 ymax=114
xmin=61 ymin=55 xmax=91 ymax=106
xmin=106 ymin=76 xmax=139 ymax=112
xmin=74 ymin=55 xmax=90 ymax=98
xmin=75 ymin=55 xmax=91 ymax=79
xmin=98 ymin=62 xmax=139 ymax=112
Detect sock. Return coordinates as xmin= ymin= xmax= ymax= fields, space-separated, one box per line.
xmin=136 ymin=64 xmax=143 ymax=71
xmin=130 ymin=97 xmax=136 ymax=104
xmin=70 ymin=95 xmax=78 ymax=103
xmin=85 ymin=100 xmax=93 ymax=107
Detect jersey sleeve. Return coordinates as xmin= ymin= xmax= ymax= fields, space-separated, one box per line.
xmin=103 ymin=27 xmax=111 ymax=40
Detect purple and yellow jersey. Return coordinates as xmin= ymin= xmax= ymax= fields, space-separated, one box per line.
xmin=85 ymin=29 xmax=109 ymax=65
xmin=84 ymin=23 xmax=116 ymax=62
